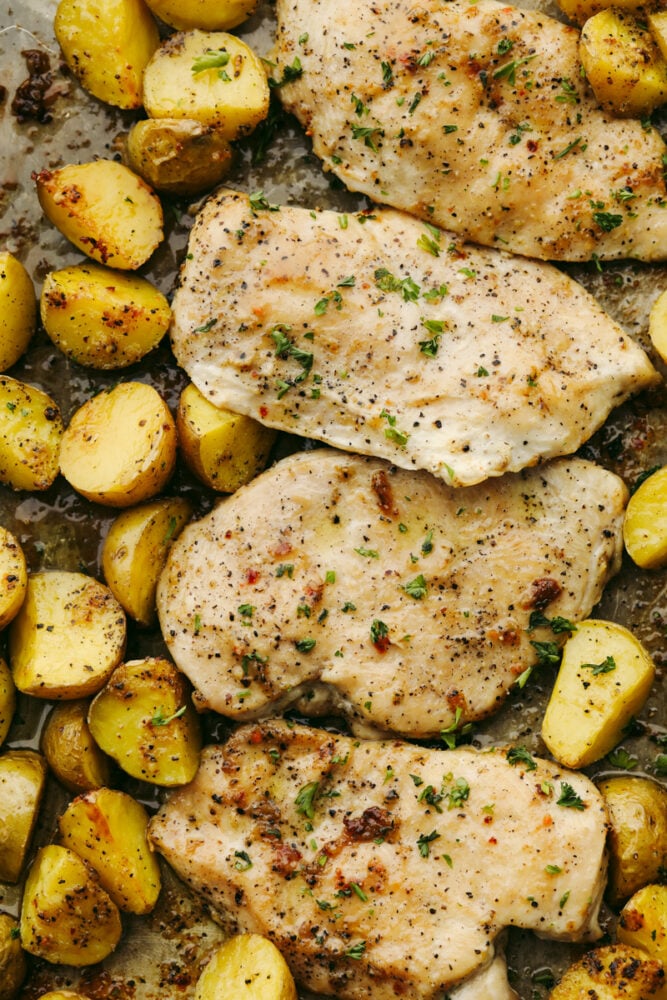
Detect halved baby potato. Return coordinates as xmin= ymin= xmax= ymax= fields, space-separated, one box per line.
xmin=35 ymin=160 xmax=164 ymax=270
xmin=649 ymin=11 xmax=667 ymax=62
xmin=0 ymin=251 xmax=35 ymax=371
xmin=20 ymin=844 xmax=122 ymax=966
xmin=0 ymin=658 xmax=15 ymax=747
xmin=0 ymin=526 xmax=27 ymax=630
xmin=557 ymin=0 xmax=651 ymax=26
xmin=194 ymin=934 xmax=298 ymax=1000
xmin=8 ymin=570 xmax=126 ymax=699
xmin=550 ymin=943 xmax=665 ymax=999
xmin=88 ymin=657 xmax=202 ymax=785
xmin=541 ymin=619 xmax=655 ymax=768
xmin=0 ymin=376 xmax=63 ymax=491
xmin=102 ymin=496 xmax=192 ymax=626
xmin=59 ymin=381 xmax=177 ymax=507
xmin=143 ymin=0 xmax=259 ymax=31
xmin=58 ymin=787 xmax=161 ymax=914
xmin=0 ymin=913 xmax=26 ymax=1000
xmin=125 ymin=118 xmax=234 ymax=196
xmin=41 ymin=699 xmax=112 ymax=793
xmin=143 ymin=30 xmax=270 ymax=139
xmin=177 ymin=382 xmax=277 ymax=492
xmin=618 ymin=884 xmax=667 ymax=974
xmin=0 ymin=749 xmax=47 ymax=883
xmin=598 ymin=775 xmax=667 ymax=906
xmin=41 ymin=263 xmax=171 ymax=369
xmin=649 ymin=289 xmax=667 ymax=365
xmin=623 ymin=466 xmax=667 ymax=569
xmin=55 ymin=0 xmax=160 ymax=108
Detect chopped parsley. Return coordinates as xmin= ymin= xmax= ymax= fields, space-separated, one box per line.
xmin=507 ymin=745 xmax=537 ymax=770
xmin=295 ymin=637 xmax=316 ymax=653
xmin=345 ymin=941 xmax=367 ymax=959
xmin=403 ymin=574 xmax=428 ymax=599
xmin=151 ymin=705 xmax=187 ymax=727
xmin=268 ymin=57 xmax=303 ymax=88
xmin=295 ymin=781 xmax=320 ymax=819
xmin=354 ymin=546 xmax=379 ymax=558
xmin=557 ymin=782 xmax=585 ymax=810
xmin=275 ymin=562 xmax=294 ymax=578
xmin=441 ymin=707 xmax=473 ymax=749
xmin=417 ymin=830 xmax=441 ymax=857
xmin=351 ymin=124 xmax=384 ymax=151
xmin=249 ymin=190 xmax=280 ymax=213
xmin=593 ymin=211 xmax=623 ymax=232
xmin=191 ymin=48 xmax=230 ymax=75
xmin=581 ymin=655 xmax=616 ymax=676
xmin=233 ymin=850 xmax=253 ymax=871
xmin=370 ymin=619 xmax=389 ymax=644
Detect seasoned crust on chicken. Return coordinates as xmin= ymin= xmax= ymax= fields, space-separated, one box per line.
xmin=157 ymin=449 xmax=627 ymax=737
xmin=149 ymin=720 xmax=609 ymax=1000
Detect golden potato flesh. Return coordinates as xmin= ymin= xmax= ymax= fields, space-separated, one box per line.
xmin=541 ymin=619 xmax=655 ymax=768
xmin=598 ymin=775 xmax=667 ymax=906
xmin=143 ymin=30 xmax=270 ymax=140
xmin=88 ymin=657 xmax=201 ymax=785
xmin=177 ymin=382 xmax=277 ymax=492
xmin=558 ymin=0 xmax=652 ymax=26
xmin=125 ymin=118 xmax=234 ymax=196
xmin=623 ymin=467 xmax=667 ymax=569
xmin=649 ymin=289 xmax=667 ymax=366
xmin=58 ymin=787 xmax=161 ymax=914
xmin=0 ymin=913 xmax=26 ymax=1000
xmin=8 ymin=570 xmax=127 ymax=699
xmin=59 ymin=381 xmax=177 ymax=507
xmin=649 ymin=11 xmax=667 ymax=61
xmin=194 ymin=934 xmax=298 ymax=1000
xmin=35 ymin=160 xmax=164 ymax=270
xmin=580 ymin=9 xmax=667 ymax=117
xmin=550 ymin=943 xmax=665 ymax=999
xmin=143 ymin=0 xmax=259 ymax=30
xmin=40 ymin=263 xmax=171 ymax=369
xmin=20 ymin=844 xmax=122 ymax=966
xmin=41 ymin=699 xmax=111 ymax=793
xmin=0 ymin=375 xmax=63 ymax=491
xmin=0 ymin=658 xmax=15 ymax=748
xmin=0 ymin=749 xmax=47 ymax=883
xmin=55 ymin=0 xmax=160 ymax=109
xmin=619 ymin=884 xmax=667 ymax=978
xmin=102 ymin=496 xmax=192 ymax=626
xmin=0 ymin=526 xmax=27 ymax=630
xmin=0 ymin=251 xmax=35 ymax=371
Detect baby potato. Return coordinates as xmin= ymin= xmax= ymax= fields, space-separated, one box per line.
xmin=41 ymin=263 xmax=171 ymax=369
xmin=0 ymin=526 xmax=27 ymax=630
xmin=20 ymin=844 xmax=122 ymax=966
xmin=143 ymin=30 xmax=270 ymax=140
xmin=88 ymin=657 xmax=201 ymax=786
xmin=649 ymin=289 xmax=667 ymax=365
xmin=558 ymin=0 xmax=651 ymax=26
xmin=0 ymin=251 xmax=35 ymax=371
xmin=618 ymin=884 xmax=667 ymax=976
xmin=550 ymin=943 xmax=665 ymax=998
xmin=0 ymin=749 xmax=47 ymax=883
xmin=143 ymin=0 xmax=259 ymax=31
xmin=580 ymin=9 xmax=667 ymax=117
xmin=598 ymin=775 xmax=667 ymax=906
xmin=0 ymin=913 xmax=26 ymax=1000
xmin=41 ymin=699 xmax=111 ymax=793
xmin=194 ymin=934 xmax=297 ymax=1000
xmin=35 ymin=160 xmax=164 ymax=270
xmin=0 ymin=658 xmax=15 ymax=747
xmin=650 ymin=11 xmax=667 ymax=61
xmin=33 ymin=994 xmax=91 ymax=1000
xmin=59 ymin=381 xmax=177 ymax=507
xmin=624 ymin=466 xmax=667 ymax=569
xmin=8 ymin=570 xmax=127 ymax=699
xmin=541 ymin=619 xmax=655 ymax=768
xmin=55 ymin=0 xmax=160 ymax=109
xmin=58 ymin=787 xmax=161 ymax=914
xmin=102 ymin=496 xmax=192 ymax=626
xmin=125 ymin=118 xmax=234 ymax=196
xmin=177 ymin=383 xmax=277 ymax=492
xmin=0 ymin=375 xmax=63 ymax=491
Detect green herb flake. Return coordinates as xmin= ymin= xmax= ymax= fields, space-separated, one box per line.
xmin=593 ymin=211 xmax=623 ymax=232
xmin=506 ymin=745 xmax=537 ymax=771
xmin=275 ymin=562 xmax=294 ymax=578
xmin=152 ymin=705 xmax=187 ymax=727
xmin=417 ymin=830 xmax=441 ymax=857
xmin=557 ymin=782 xmax=585 ymax=810
xmin=345 ymin=941 xmax=366 ymax=959
xmin=233 ymin=850 xmax=252 ymax=871
xmin=351 ymin=124 xmax=385 ymax=152
xmin=581 ymin=655 xmax=616 ymax=676
xmin=403 ymin=574 xmax=428 ymax=599
xmin=295 ymin=781 xmax=320 ymax=819
xmin=354 ymin=546 xmax=379 ymax=559
xmin=295 ymin=637 xmax=316 ymax=653
xmin=192 ymin=48 xmax=230 ymax=74
xmin=238 ymin=603 xmax=255 ymax=618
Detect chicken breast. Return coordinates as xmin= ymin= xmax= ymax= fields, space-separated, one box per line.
xmin=149 ymin=720 xmax=609 ymax=1000
xmin=170 ymin=191 xmax=657 ymax=487
xmin=157 ymin=448 xmax=626 ymax=737
xmin=273 ymin=0 xmax=667 ymax=261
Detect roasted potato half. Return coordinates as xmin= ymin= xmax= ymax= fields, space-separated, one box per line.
xmin=88 ymin=657 xmax=202 ymax=785
xmin=58 ymin=787 xmax=161 ymax=914
xmin=0 ymin=251 xmax=35 ymax=371
xmin=125 ymin=118 xmax=234 ymax=196
xmin=624 ymin=466 xmax=667 ymax=569
xmin=41 ymin=699 xmax=111 ymax=793
xmin=541 ymin=619 xmax=655 ymax=768
xmin=177 ymin=383 xmax=277 ymax=492
xmin=557 ymin=0 xmax=652 ymax=26
xmin=55 ymin=0 xmax=160 ymax=109
xmin=0 ymin=526 xmax=27 ymax=630
xmin=0 ymin=375 xmax=63 ymax=491
xmin=550 ymin=943 xmax=665 ymax=998
xmin=143 ymin=30 xmax=270 ymax=139
xmin=598 ymin=775 xmax=667 ymax=906
xmin=35 ymin=160 xmax=164 ymax=270
xmin=8 ymin=570 xmax=126 ymax=699
xmin=618 ymin=884 xmax=667 ymax=975
xmin=102 ymin=496 xmax=192 ymax=626
xmin=0 ymin=749 xmax=47 ymax=883
xmin=59 ymin=381 xmax=177 ymax=507
xmin=20 ymin=844 xmax=122 ymax=966
xmin=194 ymin=934 xmax=298 ymax=1000
xmin=0 ymin=913 xmax=26 ymax=1000
xmin=0 ymin=658 xmax=15 ymax=748
xmin=580 ymin=8 xmax=667 ymax=117
xmin=143 ymin=0 xmax=259 ymax=31
xmin=40 ymin=263 xmax=171 ymax=369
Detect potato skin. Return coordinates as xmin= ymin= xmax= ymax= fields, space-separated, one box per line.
xmin=0 ymin=749 xmax=47 ymax=883
xmin=194 ymin=934 xmax=298 ymax=1000
xmin=598 ymin=775 xmax=667 ymax=906
xmin=618 ymin=884 xmax=667 ymax=972
xmin=624 ymin=466 xmax=667 ymax=569
xmin=125 ymin=118 xmax=234 ymax=196
xmin=0 ymin=913 xmax=26 ymax=1000
xmin=0 ymin=252 xmax=35 ymax=371
xmin=0 ymin=527 xmax=27 ymax=631
xmin=143 ymin=0 xmax=259 ymax=31
xmin=40 ymin=263 xmax=171 ymax=369
xmin=550 ymin=943 xmax=666 ymax=998
xmin=0 ymin=376 xmax=63 ymax=491
xmin=41 ymin=699 xmax=111 ymax=793
xmin=35 ymin=160 xmax=164 ymax=270
xmin=0 ymin=659 xmax=15 ymax=748
xmin=55 ymin=0 xmax=160 ymax=108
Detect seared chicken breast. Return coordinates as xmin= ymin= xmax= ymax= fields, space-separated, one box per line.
xmin=157 ymin=449 xmax=626 ymax=736
xmin=273 ymin=0 xmax=667 ymax=261
xmin=170 ymin=191 xmax=657 ymax=487
xmin=149 ymin=720 xmax=609 ymax=1000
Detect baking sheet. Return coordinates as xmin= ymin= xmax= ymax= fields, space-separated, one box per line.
xmin=1 ymin=1 xmax=666 ymax=997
